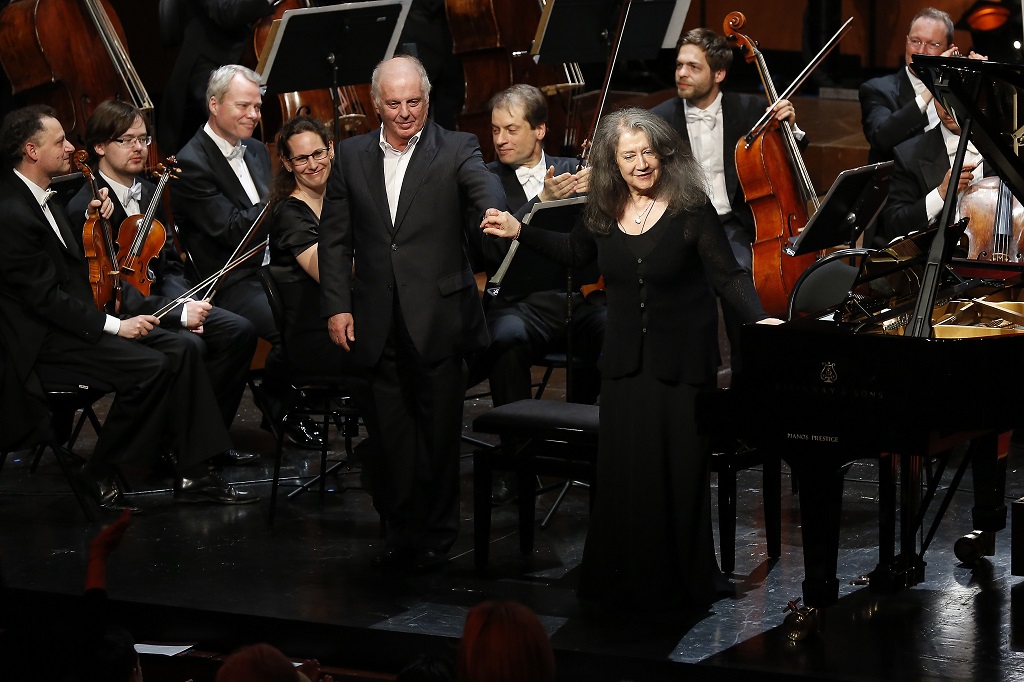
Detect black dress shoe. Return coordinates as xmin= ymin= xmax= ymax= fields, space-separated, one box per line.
xmin=283 ymin=415 xmax=326 ymax=450
xmin=78 ymin=469 xmax=142 ymax=513
xmin=371 ymin=546 xmax=412 ymax=569
xmin=174 ymin=472 xmax=259 ymax=505
xmin=207 ymin=449 xmax=261 ymax=467
xmin=413 ymin=548 xmax=447 ymax=572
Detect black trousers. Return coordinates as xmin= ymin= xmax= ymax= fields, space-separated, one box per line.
xmin=362 ymin=300 xmax=465 ymax=554
xmin=37 ymin=325 xmax=231 ymax=476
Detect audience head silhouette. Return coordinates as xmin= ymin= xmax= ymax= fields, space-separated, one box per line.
xmin=457 ymin=600 xmax=555 ymax=682
xmin=216 ymin=643 xmax=300 ymax=682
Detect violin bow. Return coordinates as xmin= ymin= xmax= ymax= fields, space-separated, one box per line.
xmin=198 ymin=202 xmax=272 ymax=302
xmin=153 ymin=238 xmax=270 ymax=320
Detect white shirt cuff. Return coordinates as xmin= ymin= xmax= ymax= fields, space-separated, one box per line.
xmin=103 ymin=314 xmax=121 ymax=335
xmin=925 ymin=188 xmax=944 ymax=224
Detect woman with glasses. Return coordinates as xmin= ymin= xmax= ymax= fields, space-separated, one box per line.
xmin=267 ymin=115 xmax=352 ymax=378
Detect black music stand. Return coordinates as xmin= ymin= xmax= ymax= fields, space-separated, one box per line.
xmin=785 ymin=161 xmax=894 ymax=256
xmin=256 ymin=0 xmax=411 ymax=142
xmin=532 ymin=0 xmax=682 ymax=64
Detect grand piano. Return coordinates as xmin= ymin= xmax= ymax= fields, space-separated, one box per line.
xmin=700 ymin=56 xmax=1024 ymax=610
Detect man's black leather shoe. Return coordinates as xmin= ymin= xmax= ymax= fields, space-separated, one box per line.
xmin=283 ymin=416 xmax=326 ymax=450
xmin=413 ymin=548 xmax=447 ymax=572
xmin=78 ymin=468 xmax=142 ymax=513
xmin=174 ymin=472 xmax=259 ymax=504
xmin=491 ymin=473 xmax=517 ymax=506
xmin=208 ymin=449 xmax=261 ymax=467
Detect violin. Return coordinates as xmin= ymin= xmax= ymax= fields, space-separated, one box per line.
xmin=73 ymin=150 xmax=121 ymax=312
xmin=957 ymin=177 xmax=1024 ymax=262
xmin=117 ymin=159 xmax=179 ymax=296
xmin=724 ymin=12 xmax=828 ymax=319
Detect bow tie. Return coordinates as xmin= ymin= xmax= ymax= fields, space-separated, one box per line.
xmin=685 ymin=107 xmax=717 ymax=129
xmin=945 ymin=135 xmax=980 ymax=159
xmin=41 ymin=188 xmax=56 ymax=207
xmin=126 ymin=183 xmax=142 ymax=204
xmin=226 ymin=143 xmax=246 ymax=162
xmin=515 ymin=163 xmax=546 ymax=184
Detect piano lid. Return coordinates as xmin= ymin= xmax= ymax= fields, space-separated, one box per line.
xmin=911 ymin=55 xmax=1024 ymax=205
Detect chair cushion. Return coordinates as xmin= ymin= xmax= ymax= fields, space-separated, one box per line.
xmin=473 ymin=399 xmax=599 ymax=443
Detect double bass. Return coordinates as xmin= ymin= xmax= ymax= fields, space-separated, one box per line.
xmin=724 ymin=12 xmax=823 ymax=318
xmin=0 ymin=0 xmax=153 ymax=143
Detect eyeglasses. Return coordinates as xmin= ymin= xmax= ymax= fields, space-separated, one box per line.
xmin=110 ymin=135 xmax=152 ymax=148
xmin=288 ymin=147 xmax=330 ymax=166
xmin=906 ymin=36 xmax=946 ymax=52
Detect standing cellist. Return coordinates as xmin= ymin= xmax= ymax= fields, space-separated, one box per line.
xmin=650 ymin=27 xmax=804 ymax=369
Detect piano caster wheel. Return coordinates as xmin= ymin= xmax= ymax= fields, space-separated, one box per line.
xmin=783 ymin=598 xmax=817 ymax=641
xmin=954 ymin=530 xmax=995 ymax=565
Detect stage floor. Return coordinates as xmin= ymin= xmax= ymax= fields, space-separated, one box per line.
xmin=2 ymin=375 xmax=1024 ymax=682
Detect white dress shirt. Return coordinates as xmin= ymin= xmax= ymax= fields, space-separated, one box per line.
xmin=380 ymin=127 xmax=423 ymax=224
xmin=907 ymin=66 xmax=941 ymax=132
xmin=684 ymin=93 xmax=731 ymax=215
xmin=514 ymin=152 xmax=548 ymax=200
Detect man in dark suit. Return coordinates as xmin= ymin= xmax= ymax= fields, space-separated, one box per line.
xmin=474 ymin=84 xmax=605 ymax=407
xmin=883 ymin=98 xmax=982 ymax=241
xmin=859 ymin=8 xmax=956 ymax=165
xmin=67 ymin=100 xmax=259 ymax=460
xmin=157 ymin=0 xmax=275 ymax=154
xmin=651 ymin=27 xmax=800 ymax=366
xmin=0 ymin=105 xmax=258 ymax=509
xmin=170 ymin=64 xmax=321 ymax=447
xmin=320 ymin=56 xmax=505 ymax=571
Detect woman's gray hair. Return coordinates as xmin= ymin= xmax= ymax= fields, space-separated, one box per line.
xmin=584 ymin=107 xmax=709 ymax=235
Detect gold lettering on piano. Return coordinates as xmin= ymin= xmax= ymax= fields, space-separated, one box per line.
xmin=786 ymin=433 xmax=840 ymax=443
xmin=820 ymin=362 xmax=838 ymax=383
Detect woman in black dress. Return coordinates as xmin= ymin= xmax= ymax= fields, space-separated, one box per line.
xmin=267 ymin=115 xmax=351 ymax=378
xmin=482 ymin=108 xmax=778 ymax=612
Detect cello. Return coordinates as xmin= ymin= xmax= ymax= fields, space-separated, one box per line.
xmin=117 ymin=159 xmax=179 ymax=296
xmin=73 ymin=150 xmax=121 ymax=312
xmin=0 ymin=0 xmax=153 ymax=143
xmin=957 ymin=178 xmax=1024 ymax=262
xmin=723 ymin=12 xmax=825 ymax=318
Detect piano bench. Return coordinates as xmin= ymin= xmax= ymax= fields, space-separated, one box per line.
xmin=471 ymin=399 xmax=599 ymax=570
xmin=711 ymin=440 xmax=782 ymax=574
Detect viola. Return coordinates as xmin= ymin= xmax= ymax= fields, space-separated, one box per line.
xmin=724 ymin=12 xmax=822 ymax=319
xmin=957 ymin=177 xmax=1024 ymax=262
xmin=0 ymin=0 xmax=154 ymax=144
xmin=73 ymin=150 xmax=121 ymax=312
xmin=117 ymin=159 xmax=179 ymax=296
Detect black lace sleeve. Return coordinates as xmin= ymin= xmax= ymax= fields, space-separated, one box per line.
xmin=693 ymin=204 xmax=768 ymax=323
xmin=515 ymin=215 xmax=598 ymax=269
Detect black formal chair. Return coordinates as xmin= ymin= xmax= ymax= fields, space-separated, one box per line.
xmin=257 ymin=266 xmax=364 ymax=525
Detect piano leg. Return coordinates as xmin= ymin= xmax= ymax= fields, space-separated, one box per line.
xmin=791 ymin=456 xmax=852 ymax=608
xmin=959 ymin=432 xmax=1009 ymax=563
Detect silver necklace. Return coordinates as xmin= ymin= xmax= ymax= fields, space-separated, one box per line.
xmin=633 ymin=197 xmax=655 ymax=224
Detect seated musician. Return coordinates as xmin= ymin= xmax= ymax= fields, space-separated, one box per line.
xmin=650 ymin=27 xmax=802 ymax=368
xmin=859 ymin=8 xmax=960 ymax=165
xmin=170 ymin=64 xmax=322 ymax=449
xmin=266 ymin=115 xmax=365 ymax=381
xmin=882 ymin=98 xmax=985 ymax=242
xmin=66 ymin=100 xmax=259 ymax=466
xmin=469 ymin=84 xmax=606 ymax=406
xmin=0 ymin=104 xmax=258 ymax=510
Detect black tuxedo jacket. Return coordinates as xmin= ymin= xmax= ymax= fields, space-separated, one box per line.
xmin=170 ymin=129 xmax=271 ymax=286
xmin=882 ymin=126 xmax=949 ymax=240
xmin=650 ymin=91 xmax=772 ymax=238
xmin=0 ymin=170 xmax=106 ymax=445
xmin=860 ymin=68 xmax=929 ymax=164
xmin=319 ymin=120 xmax=505 ymax=367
